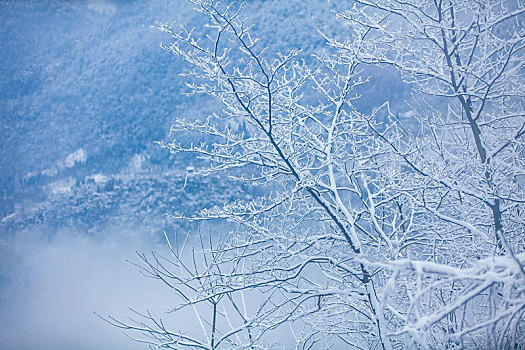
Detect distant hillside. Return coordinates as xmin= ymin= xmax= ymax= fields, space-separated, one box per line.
xmin=0 ymin=0 xmax=409 ymax=234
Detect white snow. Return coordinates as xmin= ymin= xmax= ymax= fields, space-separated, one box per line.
xmin=88 ymin=173 xmax=108 ymax=184
xmin=48 ymin=177 xmax=76 ymax=195
xmin=65 ymin=149 xmax=87 ymax=168
xmin=1 ymin=212 xmax=18 ymax=223
xmin=41 ymin=168 xmax=58 ymax=177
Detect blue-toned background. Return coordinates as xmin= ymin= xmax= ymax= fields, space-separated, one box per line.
xmin=0 ymin=1 xmax=407 ymax=348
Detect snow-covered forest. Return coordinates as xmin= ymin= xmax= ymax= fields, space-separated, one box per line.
xmin=1 ymin=0 xmax=524 ymax=349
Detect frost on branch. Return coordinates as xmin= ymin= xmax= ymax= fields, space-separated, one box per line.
xmin=105 ymin=1 xmax=525 ymax=349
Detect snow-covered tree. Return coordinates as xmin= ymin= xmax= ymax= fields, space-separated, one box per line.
xmin=106 ymin=1 xmax=525 ymax=348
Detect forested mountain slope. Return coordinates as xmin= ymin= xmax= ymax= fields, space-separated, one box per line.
xmin=1 ymin=0 xmax=407 ymax=235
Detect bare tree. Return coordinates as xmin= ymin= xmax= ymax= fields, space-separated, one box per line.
xmin=104 ymin=1 xmax=525 ymax=348
xmin=333 ymin=1 xmax=525 ymax=347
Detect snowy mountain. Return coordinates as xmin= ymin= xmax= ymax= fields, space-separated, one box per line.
xmin=2 ymin=0 xmax=405 ymax=236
